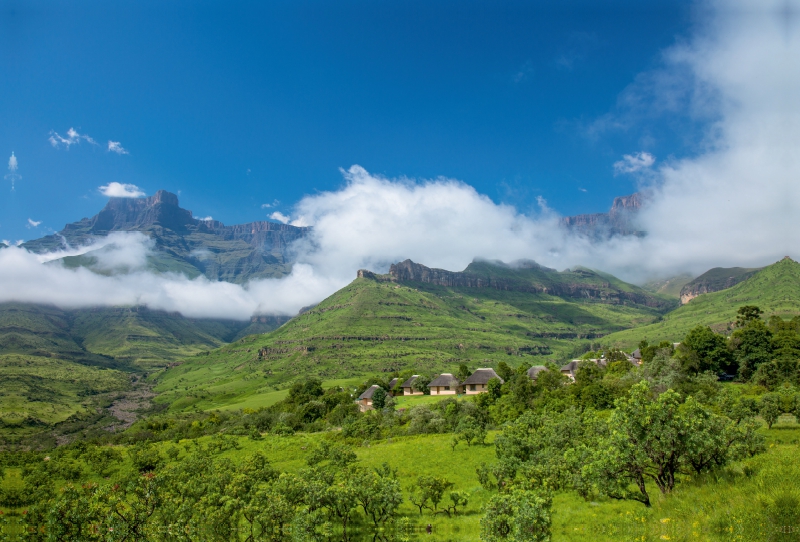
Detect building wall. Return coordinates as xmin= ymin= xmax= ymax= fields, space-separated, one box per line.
xmin=464 ymin=383 xmax=487 ymax=395
xmin=402 ymin=388 xmax=425 ymax=396
xmin=431 ymin=386 xmax=458 ymax=395
xmin=357 ymin=398 xmax=373 ymax=412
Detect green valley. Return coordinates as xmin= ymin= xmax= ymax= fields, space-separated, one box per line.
xmin=154 ymin=259 xmax=675 ymax=412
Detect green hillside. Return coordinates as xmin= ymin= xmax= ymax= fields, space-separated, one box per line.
xmin=603 ymin=257 xmax=800 ymax=348
xmin=155 ymin=262 xmax=674 ymax=412
xmin=0 ymin=303 xmax=286 ymax=441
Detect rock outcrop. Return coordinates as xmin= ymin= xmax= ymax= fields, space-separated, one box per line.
xmin=679 ymin=266 xmax=763 ymax=304
xmin=375 ymin=259 xmax=672 ymax=309
xmin=561 ymin=192 xmax=646 ymax=238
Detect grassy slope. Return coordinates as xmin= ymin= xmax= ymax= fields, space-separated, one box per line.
xmin=0 ymin=354 xmax=128 ymax=431
xmin=156 ymin=268 xmax=673 ymax=412
xmin=0 ymin=303 xmax=283 ymax=436
xmin=603 ymin=257 xmax=800 ymax=348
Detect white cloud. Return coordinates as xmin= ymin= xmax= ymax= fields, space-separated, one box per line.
xmin=27 ymin=218 xmax=41 ymax=228
xmin=49 ymin=128 xmax=96 ymax=149
xmin=99 ymin=182 xmax=146 ymax=198
xmin=261 ymin=200 xmax=280 ymax=209
xmin=107 ymin=141 xmax=128 ymax=155
xmin=195 ymin=216 xmax=213 ymax=221
xmin=8 ymin=152 xmax=17 ymax=172
xmin=269 ymin=212 xmax=291 ymax=224
xmin=0 ymin=240 xmax=337 ymax=319
xmin=613 ymin=152 xmax=656 ymax=175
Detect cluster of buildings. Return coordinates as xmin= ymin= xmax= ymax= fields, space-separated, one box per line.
xmin=356 ymin=350 xmax=644 ymax=412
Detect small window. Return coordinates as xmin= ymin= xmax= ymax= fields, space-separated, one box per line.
xmin=444 ymin=386 xmax=450 ymax=391
xmin=470 ymin=384 xmax=476 ymax=391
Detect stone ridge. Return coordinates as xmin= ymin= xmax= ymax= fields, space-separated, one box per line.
xmin=377 ymin=259 xmax=670 ymax=308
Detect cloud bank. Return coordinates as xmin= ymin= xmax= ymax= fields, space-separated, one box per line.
xmin=4 ymin=0 xmax=798 ymax=320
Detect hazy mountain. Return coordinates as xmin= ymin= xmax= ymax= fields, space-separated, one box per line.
xmin=561 ymin=193 xmax=645 ymax=239
xmin=22 ymin=190 xmax=309 ymax=283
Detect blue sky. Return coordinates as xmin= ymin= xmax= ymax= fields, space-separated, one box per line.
xmin=2 ymin=0 xmax=695 ymax=241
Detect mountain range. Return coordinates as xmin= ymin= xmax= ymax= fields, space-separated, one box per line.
xmin=22 ymin=190 xmax=309 ymax=283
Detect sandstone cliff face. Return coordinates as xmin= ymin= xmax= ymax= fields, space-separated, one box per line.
xmin=561 ymin=192 xmax=646 ymax=238
xmin=378 ymin=259 xmax=670 ymax=308
xmin=88 ymin=190 xmax=195 ymax=232
xmin=679 ymin=266 xmax=762 ymax=304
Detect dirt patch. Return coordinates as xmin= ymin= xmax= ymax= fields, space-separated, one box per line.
xmin=105 ymin=381 xmax=156 ymax=431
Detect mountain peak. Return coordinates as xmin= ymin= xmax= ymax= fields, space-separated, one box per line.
xmin=94 ymin=189 xmax=195 ymax=231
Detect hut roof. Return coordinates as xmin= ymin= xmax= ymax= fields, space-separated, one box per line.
xmin=560 ymin=360 xmax=580 ymax=372
xmin=388 ymin=378 xmax=399 ymax=389
xmin=400 ymin=375 xmax=420 ymax=388
xmin=358 ymin=384 xmax=381 ymax=400
xmin=428 ymin=373 xmax=461 ymax=388
xmin=462 ymin=368 xmax=503 ymax=385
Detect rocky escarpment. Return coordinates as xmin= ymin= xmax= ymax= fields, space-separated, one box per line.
xmin=22 ymin=190 xmax=310 ymax=283
xmin=362 ymin=259 xmax=672 ymax=309
xmin=562 ymin=192 xmax=646 ymax=238
xmin=86 ymin=190 xmax=196 ymax=232
xmin=679 ymin=266 xmax=763 ymax=304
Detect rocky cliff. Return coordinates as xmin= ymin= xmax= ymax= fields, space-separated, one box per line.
xmin=371 ymin=259 xmax=673 ymax=309
xmin=561 ymin=192 xmax=646 ymax=238
xmin=679 ymin=266 xmax=763 ymax=304
xmin=23 ymin=191 xmax=310 ymax=283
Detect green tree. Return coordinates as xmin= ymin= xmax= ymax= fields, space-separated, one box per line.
xmin=487 ymin=378 xmax=503 ymax=401
xmin=736 ymin=305 xmax=763 ymax=327
xmin=680 ymin=326 xmax=735 ymax=374
xmin=480 ymin=489 xmax=552 ymax=542
xmin=496 ymin=362 xmax=515 ymax=383
xmin=371 ymin=387 xmax=387 ymax=410
xmin=411 ymin=475 xmax=453 ymax=516
xmin=760 ymin=393 xmax=781 ymax=429
xmin=586 ymin=382 xmax=722 ymax=506
xmin=352 ymin=465 xmax=403 ymax=530
xmin=732 ymin=319 xmax=773 ymax=380
xmin=442 ymin=491 xmax=469 ymax=517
